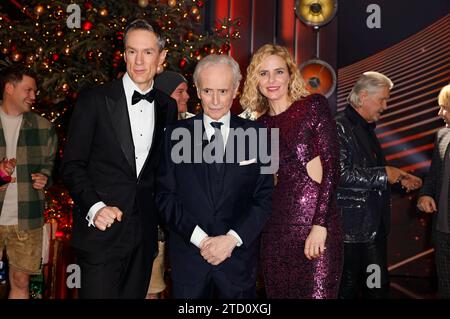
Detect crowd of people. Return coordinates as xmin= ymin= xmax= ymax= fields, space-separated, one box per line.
xmin=0 ymin=18 xmax=448 ymax=299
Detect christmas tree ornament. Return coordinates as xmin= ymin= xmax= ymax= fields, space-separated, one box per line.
xmin=179 ymin=58 xmax=187 ymax=68
xmin=190 ymin=6 xmax=199 ymax=17
xmin=12 ymin=52 xmax=22 ymax=62
xmin=34 ymin=5 xmax=45 ymax=16
xmin=99 ymin=8 xmax=108 ymax=17
xmin=61 ymin=83 xmax=69 ymax=92
xmin=138 ymin=0 xmax=149 ymax=8
xmin=84 ymin=2 xmax=93 ymax=10
xmin=26 ymin=53 xmax=35 ymax=63
xmin=82 ymin=21 xmax=93 ymax=31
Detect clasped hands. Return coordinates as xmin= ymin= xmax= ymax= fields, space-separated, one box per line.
xmin=199 ymin=235 xmax=239 ymax=266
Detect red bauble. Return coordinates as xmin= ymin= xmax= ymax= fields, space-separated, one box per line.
xmin=236 ymin=19 xmax=242 ymax=27
xmin=113 ymin=49 xmax=122 ymax=61
xmin=197 ymin=1 xmax=204 ymax=7
xmin=179 ymin=58 xmax=187 ymax=69
xmin=86 ymin=51 xmax=94 ymax=60
xmin=221 ymin=44 xmax=230 ymax=52
xmin=84 ymin=2 xmax=93 ymax=10
xmin=82 ymin=21 xmax=93 ymax=31
xmin=52 ymin=53 xmax=59 ymax=61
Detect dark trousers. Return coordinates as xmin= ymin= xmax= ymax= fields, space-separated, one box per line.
xmin=435 ymin=231 xmax=450 ymax=298
xmin=338 ymin=236 xmax=389 ymax=299
xmin=172 ymin=269 xmax=256 ymax=299
xmin=75 ymin=210 xmax=154 ymax=299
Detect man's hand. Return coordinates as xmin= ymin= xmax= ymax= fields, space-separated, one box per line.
xmin=93 ymin=206 xmax=123 ymax=231
xmin=3 ymin=158 xmax=16 ymax=175
xmin=400 ymin=173 xmax=422 ymax=192
xmin=304 ymin=225 xmax=327 ymax=260
xmin=200 ymin=235 xmax=238 ymax=266
xmin=31 ymin=173 xmax=48 ymax=190
xmin=417 ymin=196 xmax=437 ymax=213
xmin=0 ymin=177 xmax=16 ymax=191
xmin=385 ymin=166 xmax=407 ymax=184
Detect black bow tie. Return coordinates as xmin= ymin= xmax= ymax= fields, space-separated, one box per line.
xmin=132 ymin=89 xmax=156 ymax=105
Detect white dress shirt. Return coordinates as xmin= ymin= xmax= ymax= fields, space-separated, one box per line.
xmin=86 ymin=73 xmax=155 ymax=226
xmin=190 ymin=111 xmax=243 ymax=248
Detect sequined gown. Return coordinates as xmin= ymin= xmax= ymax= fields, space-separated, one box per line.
xmin=258 ymin=94 xmax=343 ymax=299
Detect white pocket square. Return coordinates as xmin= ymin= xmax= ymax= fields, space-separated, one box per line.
xmin=239 ymin=158 xmax=257 ymax=166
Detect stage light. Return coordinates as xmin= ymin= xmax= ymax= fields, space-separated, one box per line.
xmin=299 ymin=59 xmax=336 ymax=98
xmin=295 ymin=0 xmax=338 ymax=28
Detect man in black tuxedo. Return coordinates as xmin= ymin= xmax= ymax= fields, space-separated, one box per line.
xmin=62 ymin=19 xmax=177 ymax=298
xmin=156 ymin=54 xmax=274 ymax=298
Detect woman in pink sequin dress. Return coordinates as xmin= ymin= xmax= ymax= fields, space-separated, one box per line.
xmin=240 ymin=44 xmax=342 ymax=298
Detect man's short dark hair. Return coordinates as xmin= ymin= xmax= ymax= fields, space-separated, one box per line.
xmin=124 ymin=19 xmax=165 ymax=52
xmin=0 ymin=65 xmax=37 ymax=95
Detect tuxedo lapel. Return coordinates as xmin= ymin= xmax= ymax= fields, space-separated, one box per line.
xmin=105 ymin=80 xmax=137 ymax=176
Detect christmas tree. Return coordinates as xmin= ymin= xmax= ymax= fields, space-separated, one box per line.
xmin=0 ymin=2 xmax=240 ymax=299
xmin=0 ymin=0 xmax=239 ymax=230
xmin=0 ymin=0 xmax=240 ymax=115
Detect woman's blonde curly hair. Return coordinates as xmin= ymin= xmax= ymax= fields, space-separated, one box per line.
xmin=240 ymin=44 xmax=310 ymax=113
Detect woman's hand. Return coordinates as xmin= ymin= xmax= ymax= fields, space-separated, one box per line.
xmin=304 ymin=225 xmax=327 ymax=260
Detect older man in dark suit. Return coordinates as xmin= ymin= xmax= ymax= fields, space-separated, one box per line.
xmin=156 ymin=54 xmax=274 ymax=299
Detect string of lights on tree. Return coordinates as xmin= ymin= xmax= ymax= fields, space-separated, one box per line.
xmin=0 ymin=0 xmax=240 ymax=237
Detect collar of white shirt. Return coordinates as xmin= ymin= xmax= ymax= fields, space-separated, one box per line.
xmin=203 ymin=111 xmax=231 ymax=145
xmin=122 ymin=72 xmax=154 ymax=107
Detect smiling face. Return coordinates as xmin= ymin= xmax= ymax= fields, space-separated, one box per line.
xmin=5 ymin=75 xmax=37 ymax=115
xmin=171 ymin=82 xmax=190 ymax=114
xmin=124 ymin=29 xmax=166 ymax=91
xmin=257 ymin=54 xmax=291 ymax=107
xmin=357 ymin=86 xmax=390 ymax=123
xmin=196 ymin=63 xmax=237 ymax=120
